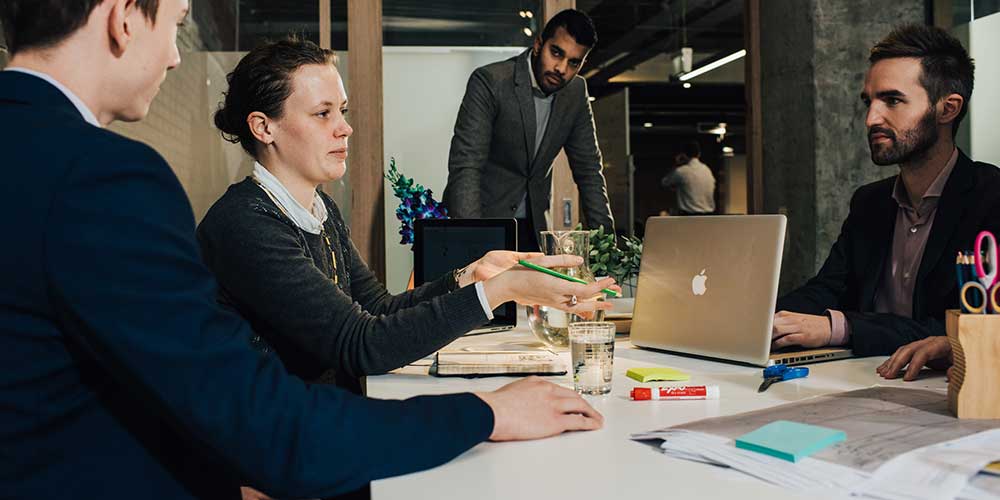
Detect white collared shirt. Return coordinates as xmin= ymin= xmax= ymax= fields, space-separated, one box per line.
xmin=5 ymin=67 xmax=101 ymax=127
xmin=252 ymin=162 xmax=328 ymax=235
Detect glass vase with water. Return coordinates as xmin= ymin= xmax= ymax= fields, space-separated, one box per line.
xmin=526 ymin=230 xmax=606 ymax=348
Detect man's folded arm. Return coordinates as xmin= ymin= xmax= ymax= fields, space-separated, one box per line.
xmin=44 ymin=142 xmax=493 ymax=498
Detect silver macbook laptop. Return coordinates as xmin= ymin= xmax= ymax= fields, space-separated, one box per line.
xmin=629 ymin=215 xmax=852 ymax=366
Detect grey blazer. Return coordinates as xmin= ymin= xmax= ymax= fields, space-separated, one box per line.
xmin=443 ymin=50 xmax=615 ymax=237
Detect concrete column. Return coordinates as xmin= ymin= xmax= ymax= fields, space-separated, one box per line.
xmin=760 ymin=0 xmax=923 ymax=293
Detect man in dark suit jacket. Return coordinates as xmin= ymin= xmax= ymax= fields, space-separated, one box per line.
xmin=772 ymin=25 xmax=1000 ymax=368
xmin=0 ymin=1 xmax=603 ymax=498
xmin=443 ymin=9 xmax=614 ymax=250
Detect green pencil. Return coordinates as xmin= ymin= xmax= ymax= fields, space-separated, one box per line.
xmin=517 ymin=260 xmax=620 ymax=297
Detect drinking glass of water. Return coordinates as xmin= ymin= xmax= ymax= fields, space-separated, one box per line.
xmin=569 ymin=321 xmax=616 ymax=395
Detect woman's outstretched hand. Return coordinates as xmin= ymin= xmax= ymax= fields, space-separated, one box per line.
xmin=455 ymin=251 xmax=545 ymax=288
xmin=481 ymin=255 xmax=616 ymax=314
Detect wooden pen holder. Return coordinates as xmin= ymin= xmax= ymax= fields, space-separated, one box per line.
xmin=945 ymin=309 xmax=1000 ymax=418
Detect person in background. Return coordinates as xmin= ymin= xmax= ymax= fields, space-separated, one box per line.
xmin=443 ymin=9 xmax=615 ymax=250
xmin=661 ymin=141 xmax=716 ymax=216
xmin=0 ymin=1 xmax=606 ymax=499
xmin=771 ymin=24 xmax=1000 ymax=363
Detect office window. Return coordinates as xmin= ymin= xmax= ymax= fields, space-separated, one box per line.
xmin=384 ymin=0 xmax=540 ymax=46
xmin=103 ymin=1 xmax=350 ymax=222
xmin=0 ymin=23 xmax=7 ymax=68
xmin=940 ymin=0 xmax=1000 ymax=26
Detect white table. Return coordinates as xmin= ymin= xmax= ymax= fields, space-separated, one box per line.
xmin=368 ymin=326 xmax=947 ymax=500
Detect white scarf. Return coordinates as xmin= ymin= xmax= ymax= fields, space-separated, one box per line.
xmin=252 ymin=162 xmax=328 ymax=235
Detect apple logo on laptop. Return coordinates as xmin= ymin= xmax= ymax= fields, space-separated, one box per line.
xmin=691 ymin=269 xmax=707 ymax=295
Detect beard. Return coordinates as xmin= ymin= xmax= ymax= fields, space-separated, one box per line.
xmin=531 ymin=54 xmax=567 ymax=94
xmin=868 ymin=106 xmax=939 ymax=166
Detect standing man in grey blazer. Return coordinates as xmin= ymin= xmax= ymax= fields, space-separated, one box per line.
xmin=443 ymin=9 xmax=614 ymax=251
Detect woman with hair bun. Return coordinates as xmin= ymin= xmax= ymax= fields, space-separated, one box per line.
xmin=197 ymin=37 xmax=615 ymax=394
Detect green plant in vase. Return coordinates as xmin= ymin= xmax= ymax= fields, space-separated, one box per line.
xmin=580 ymin=224 xmax=642 ymax=297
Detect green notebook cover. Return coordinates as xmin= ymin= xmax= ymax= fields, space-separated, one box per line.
xmin=735 ymin=420 xmax=846 ymax=462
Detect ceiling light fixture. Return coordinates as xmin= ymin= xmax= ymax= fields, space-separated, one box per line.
xmin=588 ymin=96 xmax=596 ymax=102
xmin=683 ymin=82 xmax=692 ymax=89
xmin=680 ymin=49 xmax=747 ymax=82
xmin=523 ymin=27 xmax=533 ymax=37
xmin=525 ymin=11 xmax=533 ymax=18
xmin=643 ymin=122 xmax=653 ymax=128
xmin=519 ymin=10 xmax=526 ymax=18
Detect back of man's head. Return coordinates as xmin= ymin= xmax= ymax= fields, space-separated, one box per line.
xmin=540 ymin=9 xmax=597 ymax=48
xmin=0 ymin=0 xmax=159 ymax=55
xmin=683 ymin=141 xmax=701 ymax=159
xmin=869 ymin=24 xmax=974 ymax=138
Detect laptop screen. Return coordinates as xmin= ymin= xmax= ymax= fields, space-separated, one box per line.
xmin=413 ymin=219 xmax=517 ymax=326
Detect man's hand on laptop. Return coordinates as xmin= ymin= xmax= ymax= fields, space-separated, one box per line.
xmin=771 ymin=311 xmax=832 ymax=349
xmin=876 ymin=336 xmax=952 ymax=381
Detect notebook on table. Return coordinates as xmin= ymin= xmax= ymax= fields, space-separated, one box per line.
xmin=430 ymin=350 xmax=567 ymax=377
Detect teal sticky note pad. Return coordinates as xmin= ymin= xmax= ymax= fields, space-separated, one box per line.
xmin=735 ymin=420 xmax=845 ymax=462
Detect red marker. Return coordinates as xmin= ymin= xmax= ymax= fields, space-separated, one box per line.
xmin=630 ymin=385 xmax=720 ymax=401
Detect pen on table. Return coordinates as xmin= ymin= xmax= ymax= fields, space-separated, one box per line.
xmin=517 ymin=259 xmax=620 ymax=297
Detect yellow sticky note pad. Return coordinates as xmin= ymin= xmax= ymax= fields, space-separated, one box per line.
xmin=626 ymin=367 xmax=690 ymax=383
xmin=984 ymin=462 xmax=1000 ymax=476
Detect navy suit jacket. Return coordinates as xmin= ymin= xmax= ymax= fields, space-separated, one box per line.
xmin=0 ymin=71 xmax=492 ymax=499
xmin=777 ymin=151 xmax=1000 ymax=356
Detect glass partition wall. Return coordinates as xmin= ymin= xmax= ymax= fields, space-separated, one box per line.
xmin=105 ymin=1 xmax=349 ymax=223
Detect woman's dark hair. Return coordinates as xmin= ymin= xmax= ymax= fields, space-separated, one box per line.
xmin=540 ymin=9 xmax=597 ymax=48
xmin=214 ymin=37 xmax=336 ymax=157
xmin=870 ymin=24 xmax=975 ymax=138
xmin=0 ymin=0 xmax=159 ymax=54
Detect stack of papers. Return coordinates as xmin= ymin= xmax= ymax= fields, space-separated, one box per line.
xmin=630 ymin=429 xmax=1000 ymax=500
xmin=631 ymin=387 xmax=1000 ymax=499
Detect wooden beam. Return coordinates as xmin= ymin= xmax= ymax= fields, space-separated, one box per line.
xmin=348 ymin=0 xmax=386 ymax=281
xmin=544 ymin=0 xmax=580 ymax=231
xmin=319 ymin=0 xmax=331 ymax=49
xmin=745 ymin=0 xmax=763 ymax=214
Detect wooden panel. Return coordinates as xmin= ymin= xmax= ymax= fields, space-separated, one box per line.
xmin=348 ymin=0 xmax=386 ymax=281
xmin=549 ymin=151 xmax=579 ymax=230
xmin=946 ymin=310 xmax=1000 ymax=419
xmin=744 ymin=0 xmax=764 ymax=214
xmin=544 ymin=0 xmax=580 ymax=230
xmin=319 ymin=0 xmax=331 ymax=49
xmin=591 ymin=88 xmax=630 ymax=235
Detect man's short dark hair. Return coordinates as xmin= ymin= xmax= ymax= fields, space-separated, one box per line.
xmin=683 ymin=141 xmax=701 ymax=159
xmin=869 ymin=24 xmax=975 ymax=138
xmin=0 ymin=0 xmax=160 ymax=55
xmin=541 ymin=9 xmax=597 ymax=48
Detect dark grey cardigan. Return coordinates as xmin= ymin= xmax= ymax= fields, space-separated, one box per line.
xmin=196 ymin=178 xmax=488 ymax=392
